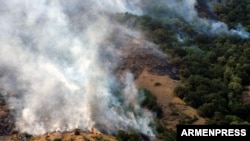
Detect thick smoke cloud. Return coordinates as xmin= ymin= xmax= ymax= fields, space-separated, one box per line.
xmin=0 ymin=0 xmax=154 ymax=136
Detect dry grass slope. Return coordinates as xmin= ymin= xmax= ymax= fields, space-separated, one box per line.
xmin=27 ymin=131 xmax=117 ymax=141
xmin=135 ymin=69 xmax=205 ymax=129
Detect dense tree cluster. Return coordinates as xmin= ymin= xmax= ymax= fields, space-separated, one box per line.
xmin=212 ymin=0 xmax=250 ymax=30
xmin=175 ymin=36 xmax=250 ymax=125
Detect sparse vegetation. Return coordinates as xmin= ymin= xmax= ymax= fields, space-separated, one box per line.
xmin=178 ymin=115 xmax=199 ymax=125
xmin=92 ymin=135 xmax=104 ymax=141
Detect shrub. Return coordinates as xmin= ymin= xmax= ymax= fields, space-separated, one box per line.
xmin=116 ymin=130 xmax=142 ymax=141
xmin=74 ymin=128 xmax=81 ymax=135
xmin=154 ymin=82 xmax=162 ymax=86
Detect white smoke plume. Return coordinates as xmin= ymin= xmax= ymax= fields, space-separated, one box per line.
xmin=0 ymin=0 xmax=155 ymax=136
xmin=1 ymin=0 xmax=248 ymax=137
xmin=143 ymin=0 xmax=250 ymax=38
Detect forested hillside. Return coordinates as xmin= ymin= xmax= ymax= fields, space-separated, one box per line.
xmin=115 ymin=0 xmax=250 ymax=127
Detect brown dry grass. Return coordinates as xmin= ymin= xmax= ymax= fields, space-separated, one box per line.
xmin=135 ymin=69 xmax=205 ymax=129
xmin=28 ymin=131 xmax=117 ymax=141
